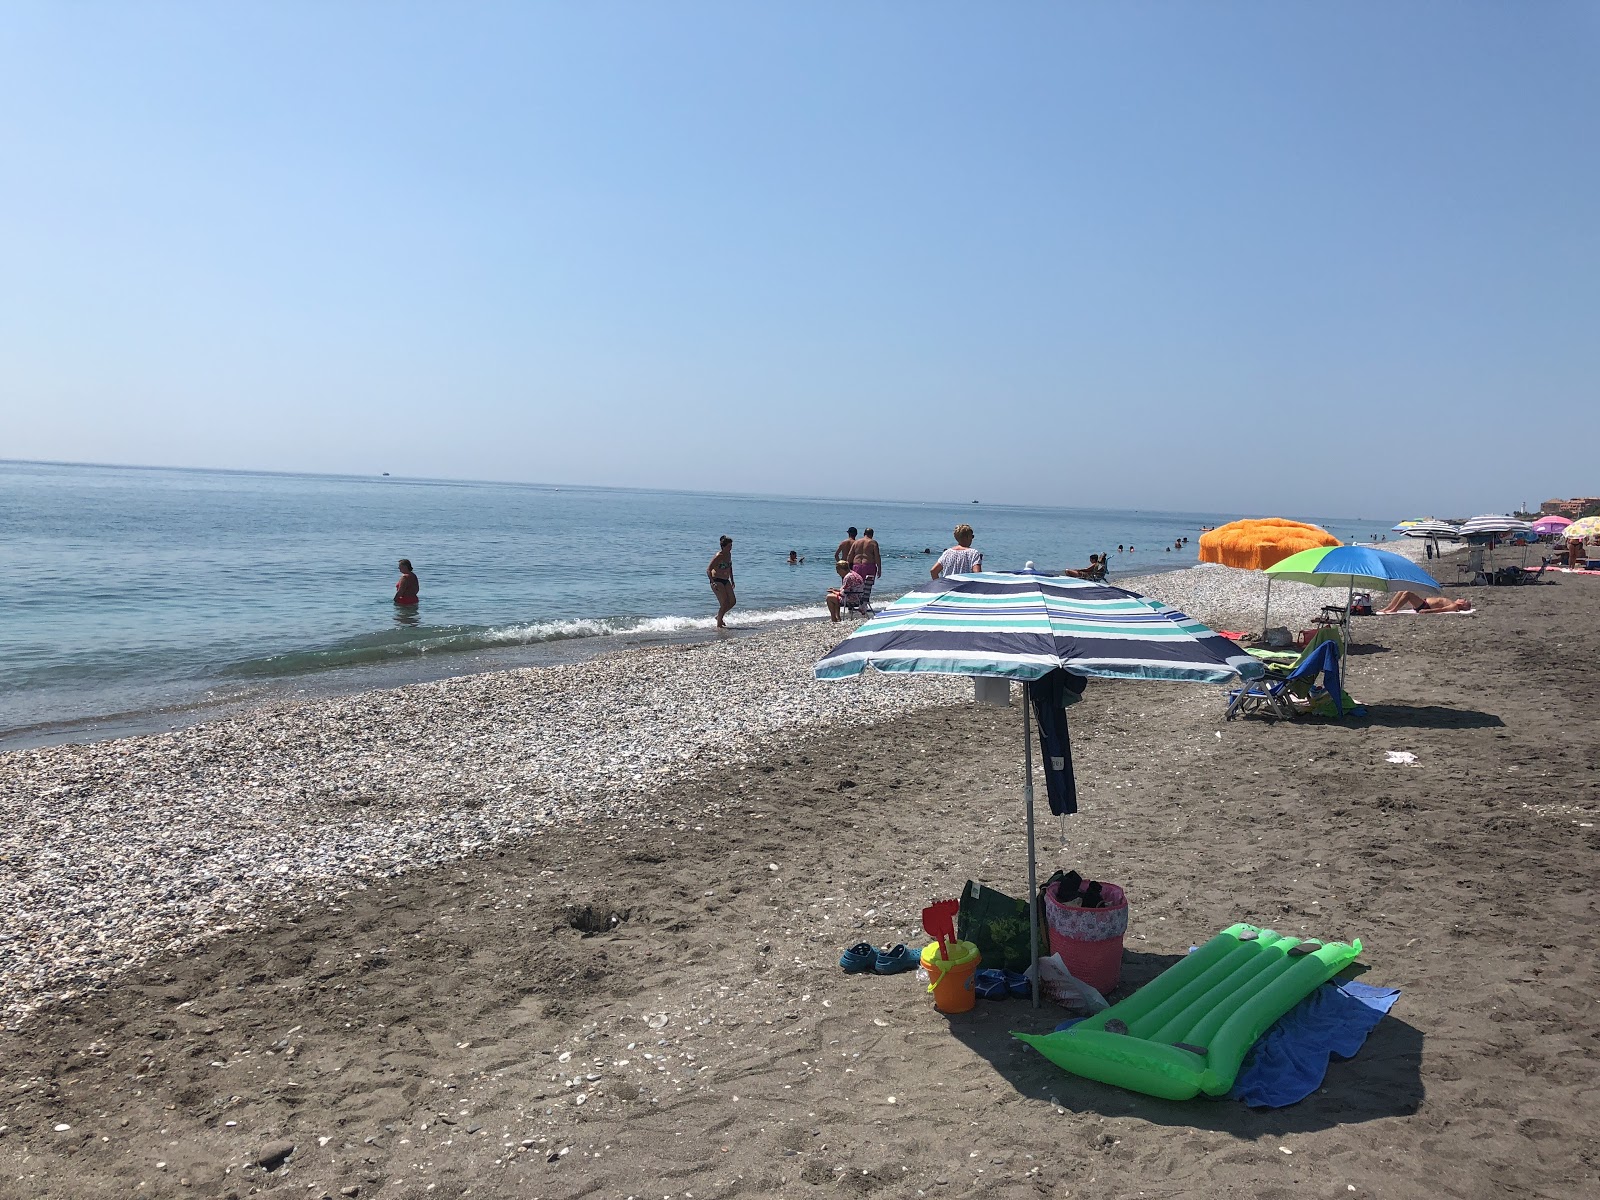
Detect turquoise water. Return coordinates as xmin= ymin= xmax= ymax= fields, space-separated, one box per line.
xmin=0 ymin=461 xmax=1387 ymax=745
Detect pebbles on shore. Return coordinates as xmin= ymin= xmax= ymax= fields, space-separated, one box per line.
xmin=0 ymin=622 xmax=964 ymax=1026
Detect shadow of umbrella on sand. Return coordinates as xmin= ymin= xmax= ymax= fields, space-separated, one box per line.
xmin=814 ymin=571 xmax=1265 ymax=1007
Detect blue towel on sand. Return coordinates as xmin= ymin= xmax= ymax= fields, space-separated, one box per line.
xmin=1230 ymin=980 xmax=1400 ymax=1108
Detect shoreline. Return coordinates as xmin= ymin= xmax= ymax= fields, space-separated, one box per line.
xmin=0 ymin=559 xmax=1207 ymax=754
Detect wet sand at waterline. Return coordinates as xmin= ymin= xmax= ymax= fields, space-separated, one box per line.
xmin=2 ymin=575 xmax=1596 ymax=1199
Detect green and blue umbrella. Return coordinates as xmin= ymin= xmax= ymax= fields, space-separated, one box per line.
xmin=1263 ymin=545 xmax=1442 ymax=594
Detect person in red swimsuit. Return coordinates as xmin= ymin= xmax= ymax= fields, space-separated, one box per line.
xmin=395 ymin=558 xmax=420 ymax=605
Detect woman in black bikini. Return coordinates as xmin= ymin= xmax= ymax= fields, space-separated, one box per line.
xmin=708 ymin=535 xmax=736 ymax=628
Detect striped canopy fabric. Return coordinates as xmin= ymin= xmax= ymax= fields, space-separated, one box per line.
xmin=1401 ymin=520 xmax=1460 ymax=539
xmin=814 ymin=573 xmax=1264 ymax=684
xmin=1460 ymin=514 xmax=1533 ymax=535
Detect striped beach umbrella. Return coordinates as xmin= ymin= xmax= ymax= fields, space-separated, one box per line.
xmin=815 ymin=573 xmax=1264 ymax=684
xmin=1459 ymin=514 xmax=1533 ymax=536
xmin=815 ymin=573 xmax=1262 ymax=1007
xmin=1401 ymin=520 xmax=1459 ymax=539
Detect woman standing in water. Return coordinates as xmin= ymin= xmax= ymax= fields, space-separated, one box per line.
xmin=707 ymin=535 xmax=736 ymax=628
xmin=394 ymin=558 xmax=420 ymax=606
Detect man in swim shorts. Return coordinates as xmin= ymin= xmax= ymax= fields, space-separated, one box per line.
xmin=836 ymin=527 xmax=858 ymax=572
xmin=852 ymin=527 xmax=882 ymax=584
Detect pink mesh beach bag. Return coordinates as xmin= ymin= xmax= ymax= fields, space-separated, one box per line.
xmin=1043 ymin=874 xmax=1128 ymax=995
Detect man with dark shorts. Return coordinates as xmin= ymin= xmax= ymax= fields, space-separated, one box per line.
xmin=836 ymin=527 xmax=858 ymax=573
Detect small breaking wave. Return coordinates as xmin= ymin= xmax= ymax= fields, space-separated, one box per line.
xmin=224 ymin=602 xmax=833 ymax=678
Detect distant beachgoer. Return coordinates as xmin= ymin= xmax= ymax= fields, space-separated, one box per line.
xmin=787 ymin=550 xmax=803 ymax=565
xmin=708 ymin=536 xmax=736 ymax=628
xmin=1118 ymin=544 xmax=1124 ymax=553
xmin=853 ymin=527 xmax=883 ymax=584
xmin=827 ymin=566 xmax=868 ymax=621
xmin=836 ymin=527 xmax=858 ymax=570
xmin=394 ymin=559 xmax=419 ymax=606
xmin=923 ymin=547 xmax=932 ymax=554
xmin=931 ymin=524 xmax=983 ymax=579
xmin=1426 ymin=542 xmax=1435 ymax=559
xmin=1381 ymin=591 xmax=1473 ymax=614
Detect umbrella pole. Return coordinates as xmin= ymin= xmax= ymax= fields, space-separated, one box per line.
xmin=1262 ymin=576 xmax=1272 ymax=634
xmin=1343 ymin=583 xmax=1353 ymax=677
xmin=1022 ymin=687 xmax=1041 ymax=1010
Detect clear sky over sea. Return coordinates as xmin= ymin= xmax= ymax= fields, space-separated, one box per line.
xmin=3 ymin=3 xmax=1595 ymax=517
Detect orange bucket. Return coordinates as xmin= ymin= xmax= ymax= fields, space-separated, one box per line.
xmin=920 ymin=940 xmax=981 ymax=1014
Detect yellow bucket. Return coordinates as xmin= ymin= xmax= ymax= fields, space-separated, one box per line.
xmin=920 ymin=940 xmax=981 ymax=1014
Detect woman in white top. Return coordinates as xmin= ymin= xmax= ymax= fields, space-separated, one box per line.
xmin=930 ymin=524 xmax=983 ymax=579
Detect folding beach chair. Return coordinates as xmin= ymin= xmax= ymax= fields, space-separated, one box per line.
xmin=842 ymin=575 xmax=876 ymax=619
xmin=1226 ymin=641 xmax=1351 ymax=721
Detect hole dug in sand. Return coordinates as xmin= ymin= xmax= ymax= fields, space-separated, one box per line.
xmin=565 ymin=901 xmax=638 ymax=936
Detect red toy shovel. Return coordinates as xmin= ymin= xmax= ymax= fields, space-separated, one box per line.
xmin=921 ymin=900 xmax=959 ymax=955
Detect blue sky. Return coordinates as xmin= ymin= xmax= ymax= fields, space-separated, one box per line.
xmin=3 ymin=3 xmax=1596 ymax=516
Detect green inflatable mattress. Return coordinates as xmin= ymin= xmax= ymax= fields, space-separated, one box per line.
xmin=1014 ymin=923 xmax=1361 ymax=1100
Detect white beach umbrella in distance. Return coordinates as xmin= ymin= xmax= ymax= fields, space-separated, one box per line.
xmin=1402 ymin=520 xmax=1461 ymax=558
xmin=1459 ymin=514 xmax=1533 ymax=535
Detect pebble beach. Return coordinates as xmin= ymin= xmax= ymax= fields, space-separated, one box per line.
xmin=0 ymin=542 xmax=1445 ymax=1030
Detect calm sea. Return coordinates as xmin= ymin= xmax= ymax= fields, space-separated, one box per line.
xmin=0 ymin=461 xmax=1386 ymax=747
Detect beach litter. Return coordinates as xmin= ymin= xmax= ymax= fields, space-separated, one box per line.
xmin=1385 ymin=751 xmax=1418 ymax=765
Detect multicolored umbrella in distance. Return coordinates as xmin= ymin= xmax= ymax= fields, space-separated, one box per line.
xmin=1264 ymin=545 xmax=1443 ymax=594
xmin=1563 ymin=515 xmax=1600 ymax=541
xmin=814 ymin=573 xmax=1264 ymax=1006
xmin=1197 ymin=518 xmax=1341 ymax=632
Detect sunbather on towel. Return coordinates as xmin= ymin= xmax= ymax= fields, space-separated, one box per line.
xmin=1380 ymin=591 xmax=1473 ymax=614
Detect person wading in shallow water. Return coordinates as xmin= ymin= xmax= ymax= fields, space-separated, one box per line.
xmin=394 ymin=559 xmax=419 ymax=605
xmin=835 ymin=527 xmax=858 ymax=574
xmin=852 ymin=527 xmax=883 ymax=587
xmin=707 ymin=535 xmax=736 ymax=628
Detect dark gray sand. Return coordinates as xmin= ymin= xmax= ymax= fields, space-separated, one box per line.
xmin=2 ymin=576 xmax=1597 ymax=1199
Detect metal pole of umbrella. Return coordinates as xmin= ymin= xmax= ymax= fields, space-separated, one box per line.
xmin=1261 ymin=575 xmax=1273 ymax=634
xmin=1022 ymin=685 xmax=1041 ymax=1009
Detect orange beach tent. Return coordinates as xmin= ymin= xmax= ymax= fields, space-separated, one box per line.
xmin=1199 ymin=519 xmax=1340 ymax=571
xmin=1198 ymin=519 xmax=1341 ymax=631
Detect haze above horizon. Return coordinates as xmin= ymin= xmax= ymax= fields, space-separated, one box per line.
xmin=3 ymin=3 xmax=1596 ymax=517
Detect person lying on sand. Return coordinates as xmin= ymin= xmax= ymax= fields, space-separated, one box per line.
xmin=1381 ymin=591 xmax=1474 ymax=614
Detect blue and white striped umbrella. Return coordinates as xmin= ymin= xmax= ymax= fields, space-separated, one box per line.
xmin=814 ymin=573 xmax=1264 ymax=684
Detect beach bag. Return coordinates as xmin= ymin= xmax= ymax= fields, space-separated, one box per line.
xmin=1043 ymin=876 xmax=1128 ymax=994
xmin=956 ymin=880 xmax=1047 ymax=974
